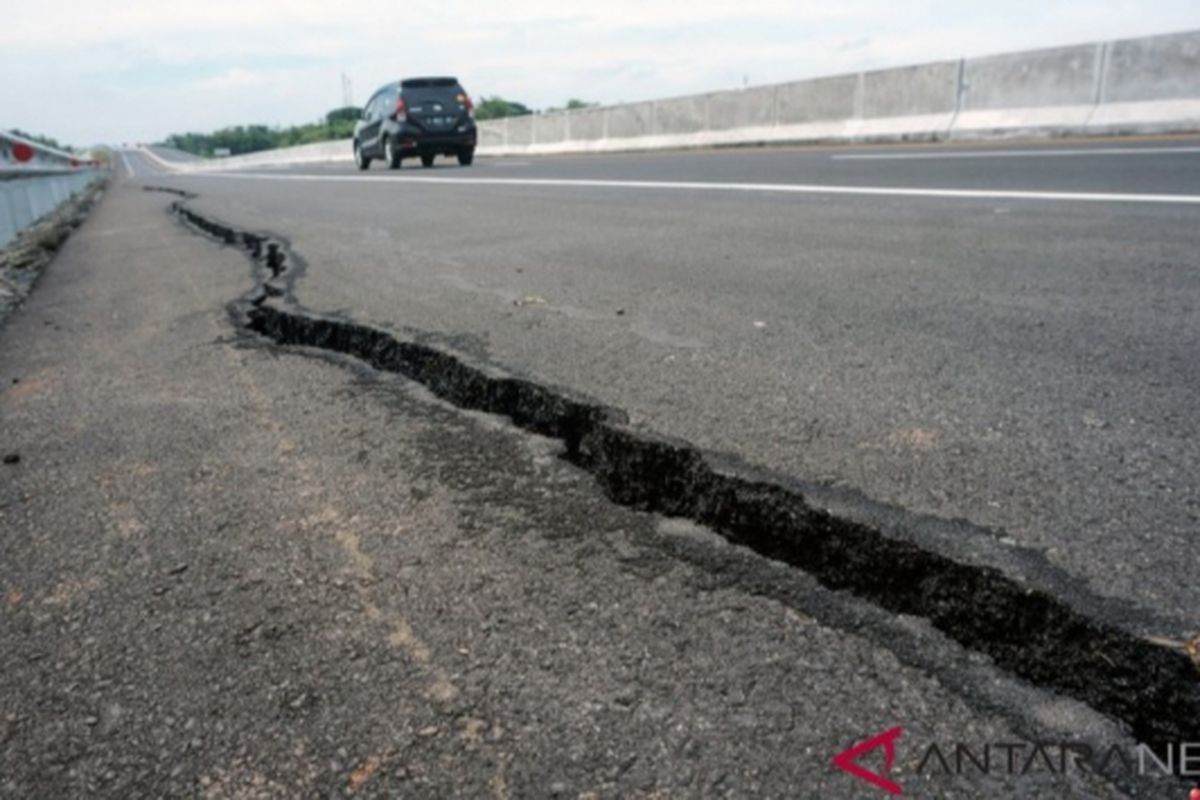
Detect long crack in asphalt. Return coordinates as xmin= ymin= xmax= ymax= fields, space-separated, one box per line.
xmin=148 ymin=185 xmax=1200 ymax=761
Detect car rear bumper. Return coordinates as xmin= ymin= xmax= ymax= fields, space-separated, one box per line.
xmin=396 ymin=125 xmax=476 ymax=154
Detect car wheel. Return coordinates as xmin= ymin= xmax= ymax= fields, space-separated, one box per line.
xmin=420 ymin=153 xmax=436 ymax=168
xmin=457 ymin=148 xmax=474 ymax=166
xmin=354 ymin=141 xmax=371 ymax=171
xmin=384 ymin=137 xmax=402 ymax=169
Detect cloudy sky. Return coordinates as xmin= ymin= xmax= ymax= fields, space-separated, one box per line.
xmin=4 ymin=1 xmax=1199 ymax=146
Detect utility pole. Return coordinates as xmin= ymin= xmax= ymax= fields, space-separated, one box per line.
xmin=341 ymin=73 xmax=354 ymax=108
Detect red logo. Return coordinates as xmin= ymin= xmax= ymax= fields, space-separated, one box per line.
xmin=833 ymin=726 xmax=905 ymax=795
xmin=1188 ymin=787 xmax=1200 ymax=800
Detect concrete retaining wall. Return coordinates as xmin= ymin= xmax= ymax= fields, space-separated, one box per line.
xmin=606 ymin=102 xmax=654 ymax=140
xmin=1105 ymin=29 xmax=1200 ymax=102
xmin=148 ymin=28 xmax=1200 ymax=172
xmin=952 ymin=43 xmax=1100 ymax=136
xmin=1089 ymin=30 xmax=1200 ymax=133
xmin=474 ymin=28 xmax=1200 ymax=155
xmin=0 ymin=172 xmax=101 ymax=248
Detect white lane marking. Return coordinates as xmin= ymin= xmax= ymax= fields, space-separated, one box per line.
xmin=134 ymin=146 xmax=184 ymax=174
xmin=137 ymin=146 xmax=175 ymax=171
xmin=832 ymin=146 xmax=1200 ymax=161
xmin=189 ymin=171 xmax=1200 ymax=206
xmin=119 ymin=150 xmax=136 ymax=177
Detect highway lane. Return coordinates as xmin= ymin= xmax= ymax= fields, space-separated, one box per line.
xmin=222 ymin=136 xmax=1200 ymax=198
xmin=125 ymin=143 xmax=1200 ymax=625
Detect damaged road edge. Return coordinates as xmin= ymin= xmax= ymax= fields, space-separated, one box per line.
xmin=150 ymin=185 xmax=1200 ymax=756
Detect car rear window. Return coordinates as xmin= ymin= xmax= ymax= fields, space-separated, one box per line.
xmin=401 ymin=78 xmax=458 ymax=89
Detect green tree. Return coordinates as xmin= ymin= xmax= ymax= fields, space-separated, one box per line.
xmin=555 ymin=99 xmax=596 ymax=112
xmin=325 ymin=106 xmax=362 ymax=125
xmin=160 ymin=107 xmax=365 ymax=157
xmin=474 ymin=96 xmax=533 ymax=121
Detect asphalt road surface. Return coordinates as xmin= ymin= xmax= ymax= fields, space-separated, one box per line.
xmin=126 ymin=139 xmax=1200 ymax=623
xmin=1 ymin=139 xmax=1196 ymax=797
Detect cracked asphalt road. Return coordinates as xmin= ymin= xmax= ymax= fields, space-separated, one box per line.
xmin=0 ymin=179 xmax=1163 ymax=797
xmin=126 ymin=140 xmax=1200 ymax=628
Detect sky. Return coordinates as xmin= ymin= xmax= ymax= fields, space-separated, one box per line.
xmin=3 ymin=1 xmax=1199 ymax=147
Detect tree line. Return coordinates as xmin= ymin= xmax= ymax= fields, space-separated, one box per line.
xmin=160 ymin=107 xmax=363 ymax=157
xmin=475 ymin=97 xmax=595 ymax=119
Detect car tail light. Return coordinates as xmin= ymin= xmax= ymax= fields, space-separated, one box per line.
xmin=394 ymin=96 xmax=407 ymax=121
xmin=457 ymin=93 xmax=474 ymax=116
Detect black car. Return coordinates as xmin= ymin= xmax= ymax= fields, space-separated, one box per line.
xmin=353 ymin=77 xmax=476 ymax=170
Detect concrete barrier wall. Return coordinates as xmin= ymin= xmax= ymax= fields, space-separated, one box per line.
xmin=606 ymin=102 xmax=655 ymax=140
xmin=1105 ymin=29 xmax=1200 ymax=102
xmin=775 ymin=74 xmax=858 ymax=125
xmin=151 ymin=28 xmax=1200 ymax=171
xmin=534 ymin=112 xmax=567 ymax=145
xmin=473 ymin=28 xmax=1199 ymax=155
xmin=951 ymin=43 xmax=1102 ymax=135
xmin=1089 ymin=30 xmax=1200 ymax=133
xmin=506 ymin=115 xmax=534 ymax=147
xmin=653 ymin=95 xmax=708 ymax=136
xmin=477 ymin=119 xmax=506 ymax=149
xmin=0 ymin=172 xmax=101 ymax=247
xmin=863 ymin=60 xmax=958 ymax=118
xmin=708 ymin=85 xmax=776 ymax=131
xmin=962 ymin=44 xmax=1099 ymax=110
xmin=189 ymin=140 xmax=351 ymax=171
xmin=568 ymin=107 xmax=607 ymax=141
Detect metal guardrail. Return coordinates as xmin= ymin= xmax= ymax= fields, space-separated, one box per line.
xmin=1 ymin=130 xmax=101 ymax=177
xmin=1 ymin=131 xmax=106 ymax=247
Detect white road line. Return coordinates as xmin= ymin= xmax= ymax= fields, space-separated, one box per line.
xmin=119 ymin=150 xmax=136 ymax=177
xmin=831 ymin=146 xmax=1200 ymax=161
xmin=193 ymin=171 xmax=1200 ymax=206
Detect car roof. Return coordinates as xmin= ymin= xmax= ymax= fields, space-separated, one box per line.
xmin=367 ymin=77 xmax=462 ymax=102
xmin=399 ymin=77 xmax=460 ymax=89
